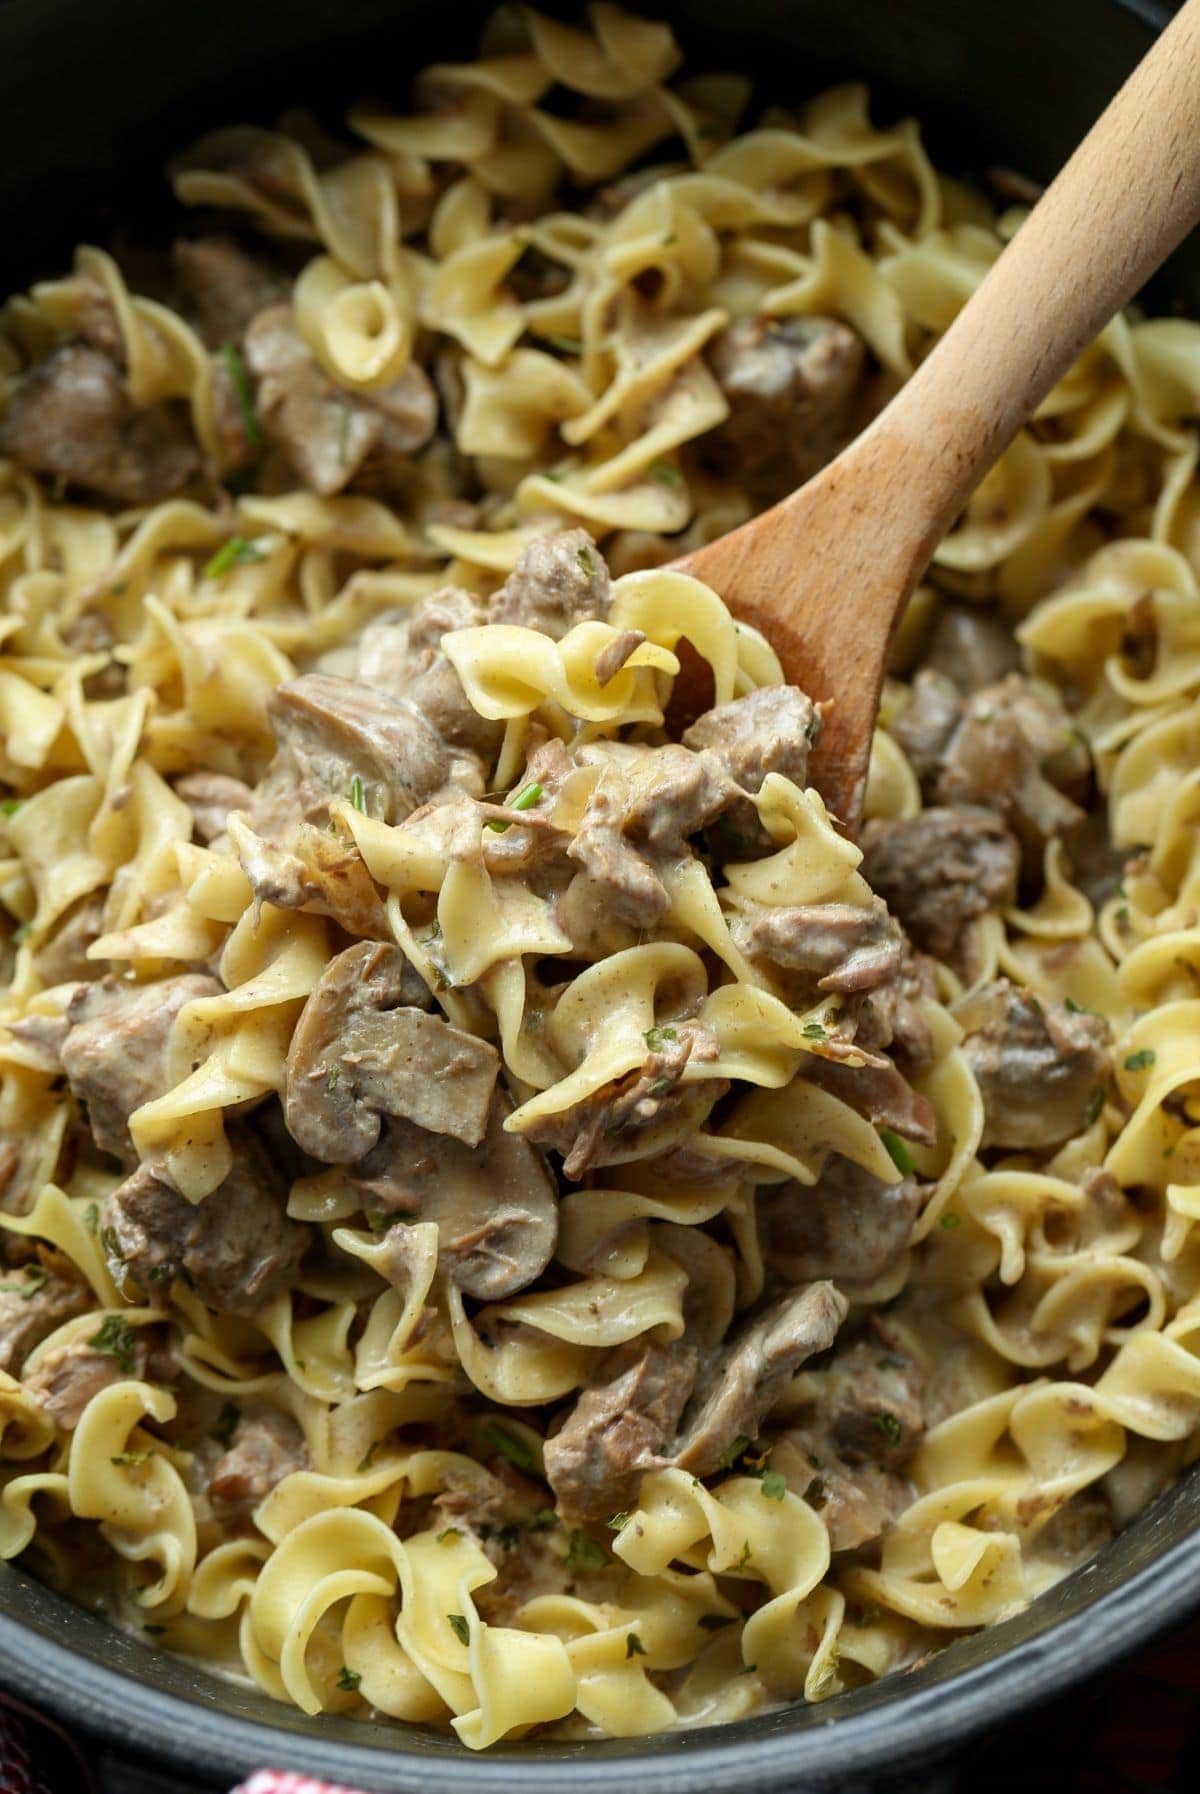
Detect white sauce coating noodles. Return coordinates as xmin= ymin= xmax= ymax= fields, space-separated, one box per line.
xmin=0 ymin=2 xmax=1197 ymax=1748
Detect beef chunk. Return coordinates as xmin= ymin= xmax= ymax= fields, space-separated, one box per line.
xmin=734 ymin=897 xmax=903 ymax=993
xmin=232 ymin=819 xmax=390 ymax=939
xmin=707 ymin=315 xmax=867 ymax=500
xmin=522 ymin=1021 xmax=722 ymax=1178
xmin=922 ymin=602 xmax=1021 ymax=694
xmin=891 ymin=671 xmax=963 ymax=783
xmin=567 ymin=744 xmax=737 ymax=928
xmin=0 ymin=1261 xmax=91 ymax=1373
xmin=682 ymin=685 xmax=820 ymax=794
xmin=960 ymin=979 xmax=1111 ymax=1150
xmin=773 ymin=1318 xmax=924 ymax=1550
xmin=359 ymin=587 xmax=502 ymax=758
xmin=102 ymin=1130 xmax=308 ymax=1313
xmin=25 ymin=1336 xmax=152 ymax=1430
xmin=804 ymin=1053 xmax=936 ymax=1145
xmin=208 ymin=1406 xmax=308 ymax=1512
xmin=253 ymin=672 xmax=451 ymax=836
xmin=32 ymin=895 xmax=106 ymax=987
xmin=759 ymin=1154 xmax=921 ymax=1284
xmin=860 ymin=807 xmax=1020 ymax=966
xmin=545 ymin=1340 xmax=699 ymax=1523
xmin=284 ymin=940 xmax=494 ymax=1161
xmin=173 ymin=772 xmax=255 ymax=844
xmin=0 ymin=345 xmax=200 ymax=504
xmin=854 ymin=950 xmax=939 ymax=1069
xmin=244 ymin=306 xmax=436 ymax=496
xmin=348 ymin=1096 xmax=557 ymax=1300
xmin=488 ymin=530 xmax=611 ymax=639
xmin=934 ymin=676 xmax=1089 ymax=861
xmin=60 ymin=974 xmax=221 ymax=1167
xmin=171 ymin=236 xmax=287 ymax=349
xmin=672 ymin=1281 xmax=847 ymax=1476
xmin=433 ymin=1461 xmax=575 ymax=1625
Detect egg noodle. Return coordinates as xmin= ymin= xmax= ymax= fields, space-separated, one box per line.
xmin=0 ymin=1 xmax=1196 ymax=1749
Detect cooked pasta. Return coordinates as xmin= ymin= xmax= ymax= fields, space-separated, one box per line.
xmin=0 ymin=1 xmax=1196 ymax=1748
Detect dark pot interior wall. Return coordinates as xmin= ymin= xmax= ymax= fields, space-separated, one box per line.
xmin=0 ymin=0 xmax=1198 ymax=1789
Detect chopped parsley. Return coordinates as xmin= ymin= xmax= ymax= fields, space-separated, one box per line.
xmin=486 ymin=781 xmax=544 ymax=833
xmin=337 ymin=1665 xmax=362 ymax=1692
xmin=625 ymin=1632 xmax=647 ymax=1659
xmin=607 ymin=1509 xmax=632 ymax=1532
xmin=1086 ymin=1086 xmax=1107 ymax=1126
xmin=802 ymin=1020 xmax=828 ymax=1043
xmin=644 ymin=1025 xmax=678 ymax=1052
xmin=204 ymin=535 xmax=266 ymax=581
xmin=12 ymin=924 xmax=30 ymax=945
xmin=447 ymin=1613 xmax=470 ymax=1646
xmin=529 ymin=1507 xmax=558 ymax=1532
xmin=940 ymin=1212 xmax=962 ymax=1230
xmin=0 ymin=1265 xmax=47 ymax=1300
xmin=874 ymin=1412 xmax=903 ymax=1447
xmin=1064 ymin=997 xmax=1089 ymax=1014
xmin=220 ymin=341 xmax=262 ymax=451
xmin=356 ymin=1441 xmax=380 ymax=1474
xmin=483 ymin=1419 xmax=534 ymax=1471
xmin=715 ymin=1434 xmax=750 ymax=1471
xmin=349 ymin=774 xmax=367 ymax=814
xmin=1124 ymin=1049 xmax=1157 ymax=1073
xmin=879 ymin=1128 xmax=916 ymax=1176
xmin=213 ymin=1402 xmax=239 ymax=1448
xmin=736 ymin=1540 xmax=752 ymax=1570
xmin=576 ymin=543 xmax=598 ymax=576
xmin=89 ymin=1314 xmax=136 ymax=1374
xmin=759 ymin=1470 xmax=787 ymax=1501
xmin=110 ymin=1450 xmax=149 ymax=1468
xmin=646 ymin=458 xmax=682 ymax=487
xmin=853 ymin=1602 xmax=881 ymax=1627
xmin=437 ymin=1526 xmax=461 ymax=1545
xmin=0 ymin=799 xmax=20 ymax=817
xmin=325 ymin=1063 xmax=342 ymax=1092
xmin=565 ymin=1529 xmax=609 ymax=1573
xmin=82 ymin=1202 xmax=99 ymax=1237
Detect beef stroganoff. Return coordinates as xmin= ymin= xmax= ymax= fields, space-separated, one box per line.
xmin=0 ymin=1 xmax=1198 ymax=1748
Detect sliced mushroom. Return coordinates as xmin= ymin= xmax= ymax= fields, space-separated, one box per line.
xmin=285 ymin=940 xmax=497 ymax=1161
xmin=354 ymin=1097 xmax=558 ymax=1300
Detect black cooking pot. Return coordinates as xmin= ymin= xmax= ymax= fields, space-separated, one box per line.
xmin=0 ymin=0 xmax=1197 ymax=1788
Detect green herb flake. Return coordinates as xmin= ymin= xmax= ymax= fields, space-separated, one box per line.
xmin=625 ymin=1631 xmax=647 ymax=1659
xmin=337 ymin=402 xmax=353 ymax=468
xmin=356 ymin=1441 xmax=380 ymax=1474
xmin=1124 ymin=1049 xmax=1157 ymax=1073
xmin=565 ymin=1529 xmax=610 ymax=1573
xmin=940 ymin=1212 xmax=962 ymax=1230
xmin=326 ymin=1063 xmax=342 ymax=1093
xmin=483 ymin=1419 xmax=534 ymax=1471
xmin=759 ymin=1469 xmax=787 ymax=1501
xmin=0 ymin=799 xmax=20 ymax=817
xmin=110 ymin=1450 xmax=149 ymax=1468
xmin=607 ymin=1509 xmax=632 ymax=1532
xmin=349 ymin=774 xmax=367 ymax=814
xmin=337 ymin=1665 xmax=362 ymax=1692
xmin=530 ymin=1507 xmax=559 ymax=1533
xmin=204 ymin=534 xmax=266 ymax=581
xmin=220 ymin=341 xmax=262 ymax=452
xmin=82 ymin=1202 xmax=99 ymax=1238
xmin=874 ymin=1412 xmax=903 ymax=1447
xmin=715 ymin=1434 xmax=750 ymax=1471
xmin=213 ymin=1402 xmax=239 ymax=1448
xmin=486 ymin=781 xmax=544 ymax=833
xmin=736 ymin=1539 xmax=752 ymax=1570
xmin=89 ymin=1313 xmax=136 ymax=1374
xmin=853 ymin=1602 xmax=881 ymax=1628
xmin=12 ymin=924 xmax=30 ymax=945
xmin=647 ymin=1076 xmax=672 ymax=1097
xmin=879 ymin=1128 xmax=916 ymax=1176
xmin=447 ymin=1612 xmax=470 ymax=1646
xmin=437 ymin=1526 xmax=461 ymax=1545
xmin=576 ymin=543 xmax=598 ymax=576
xmin=802 ymin=1020 xmax=828 ymax=1042
xmin=1064 ymin=997 xmax=1086 ymax=1014
xmin=18 ymin=1265 xmax=47 ymax=1299
xmin=646 ymin=458 xmax=683 ymax=487
xmin=644 ymin=1025 xmax=678 ymax=1052
xmin=1086 ymin=1086 xmax=1107 ymax=1127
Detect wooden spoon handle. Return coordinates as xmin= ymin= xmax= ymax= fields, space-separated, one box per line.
xmin=871 ymin=0 xmax=1200 ymax=542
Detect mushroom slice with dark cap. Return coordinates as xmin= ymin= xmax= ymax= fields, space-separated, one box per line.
xmin=284 ymin=940 xmax=499 ymax=1160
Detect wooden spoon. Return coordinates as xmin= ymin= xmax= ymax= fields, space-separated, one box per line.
xmin=676 ymin=0 xmax=1200 ymax=827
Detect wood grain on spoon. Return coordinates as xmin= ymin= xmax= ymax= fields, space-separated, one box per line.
xmin=676 ymin=0 xmax=1200 ymax=828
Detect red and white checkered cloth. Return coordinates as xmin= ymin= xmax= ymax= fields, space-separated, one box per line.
xmin=232 ymin=1777 xmax=369 ymax=1794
